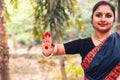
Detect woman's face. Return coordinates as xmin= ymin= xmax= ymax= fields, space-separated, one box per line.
xmin=92 ymin=5 xmax=114 ymax=33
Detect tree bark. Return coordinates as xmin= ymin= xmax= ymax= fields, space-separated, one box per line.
xmin=51 ymin=0 xmax=67 ymax=79
xmin=0 ymin=0 xmax=10 ymax=80
xmin=55 ymin=31 xmax=67 ymax=80
xmin=117 ymin=0 xmax=120 ymax=32
xmin=59 ymin=56 xmax=67 ymax=80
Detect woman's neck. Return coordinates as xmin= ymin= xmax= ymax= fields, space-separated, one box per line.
xmin=93 ymin=31 xmax=111 ymax=42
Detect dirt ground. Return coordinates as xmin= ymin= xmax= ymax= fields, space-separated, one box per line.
xmin=9 ymin=55 xmax=83 ymax=80
xmin=10 ymin=56 xmax=41 ymax=80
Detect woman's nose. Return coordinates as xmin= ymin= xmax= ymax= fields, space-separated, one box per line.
xmin=101 ymin=15 xmax=106 ymax=22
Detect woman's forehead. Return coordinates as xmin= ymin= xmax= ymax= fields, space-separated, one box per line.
xmin=94 ymin=5 xmax=113 ymax=14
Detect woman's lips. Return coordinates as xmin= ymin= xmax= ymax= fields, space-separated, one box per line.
xmin=98 ymin=23 xmax=107 ymax=27
xmin=100 ymin=24 xmax=106 ymax=27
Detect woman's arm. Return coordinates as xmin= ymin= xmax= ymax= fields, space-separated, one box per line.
xmin=54 ymin=44 xmax=66 ymax=55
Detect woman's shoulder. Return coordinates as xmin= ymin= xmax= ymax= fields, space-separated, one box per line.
xmin=64 ymin=37 xmax=94 ymax=46
xmin=82 ymin=37 xmax=91 ymax=40
xmin=79 ymin=37 xmax=92 ymax=43
xmin=70 ymin=37 xmax=93 ymax=43
xmin=71 ymin=37 xmax=94 ymax=46
xmin=110 ymin=32 xmax=120 ymax=37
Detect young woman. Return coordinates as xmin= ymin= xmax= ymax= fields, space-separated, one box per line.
xmin=42 ymin=1 xmax=120 ymax=80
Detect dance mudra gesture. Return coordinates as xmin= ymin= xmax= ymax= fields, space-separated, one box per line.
xmin=42 ymin=1 xmax=120 ymax=80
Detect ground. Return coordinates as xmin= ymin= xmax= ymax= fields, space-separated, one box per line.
xmin=9 ymin=54 xmax=84 ymax=80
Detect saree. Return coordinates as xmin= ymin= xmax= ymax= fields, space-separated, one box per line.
xmin=81 ymin=32 xmax=120 ymax=80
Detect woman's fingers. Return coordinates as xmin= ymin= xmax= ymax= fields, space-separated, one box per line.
xmin=42 ymin=32 xmax=52 ymax=43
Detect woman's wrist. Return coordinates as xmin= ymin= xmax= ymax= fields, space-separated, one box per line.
xmin=52 ymin=44 xmax=57 ymax=55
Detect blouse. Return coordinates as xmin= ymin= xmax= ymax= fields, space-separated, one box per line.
xmin=64 ymin=38 xmax=95 ymax=59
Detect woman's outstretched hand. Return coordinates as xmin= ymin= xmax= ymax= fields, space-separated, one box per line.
xmin=42 ymin=32 xmax=55 ymax=57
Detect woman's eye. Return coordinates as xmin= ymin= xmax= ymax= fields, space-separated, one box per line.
xmin=96 ymin=14 xmax=102 ymax=17
xmin=106 ymin=14 xmax=112 ymax=18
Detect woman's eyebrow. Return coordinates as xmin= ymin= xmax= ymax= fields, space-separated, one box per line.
xmin=95 ymin=12 xmax=113 ymax=14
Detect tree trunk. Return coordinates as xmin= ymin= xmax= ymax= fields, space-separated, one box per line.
xmin=59 ymin=56 xmax=67 ymax=80
xmin=51 ymin=0 xmax=67 ymax=79
xmin=117 ymin=0 xmax=120 ymax=31
xmin=0 ymin=0 xmax=10 ymax=80
xmin=55 ymin=30 xmax=67 ymax=80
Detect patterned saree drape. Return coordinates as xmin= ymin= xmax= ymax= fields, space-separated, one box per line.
xmin=81 ymin=32 xmax=120 ymax=80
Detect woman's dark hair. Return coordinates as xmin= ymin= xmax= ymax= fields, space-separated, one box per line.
xmin=91 ymin=1 xmax=115 ymax=23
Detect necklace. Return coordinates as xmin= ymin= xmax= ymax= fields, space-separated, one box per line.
xmin=93 ymin=33 xmax=111 ymax=43
xmin=93 ymin=36 xmax=103 ymax=43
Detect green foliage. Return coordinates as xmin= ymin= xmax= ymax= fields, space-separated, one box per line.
xmin=5 ymin=7 xmax=11 ymax=21
xmin=30 ymin=0 xmax=84 ymax=40
xmin=109 ymin=0 xmax=117 ymax=7
xmin=55 ymin=71 xmax=62 ymax=80
xmin=67 ymin=1 xmax=85 ymax=32
xmin=6 ymin=0 xmax=36 ymax=45
xmin=6 ymin=0 xmax=92 ymax=46
xmin=66 ymin=55 xmax=84 ymax=80
xmin=55 ymin=55 xmax=84 ymax=80
xmin=5 ymin=0 xmax=19 ymax=21
xmin=31 ymin=0 xmax=70 ymax=38
xmin=9 ymin=0 xmax=18 ymax=10
xmin=7 ymin=19 xmax=32 ymax=45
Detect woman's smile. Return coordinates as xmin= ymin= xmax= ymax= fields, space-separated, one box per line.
xmin=98 ymin=23 xmax=107 ymax=27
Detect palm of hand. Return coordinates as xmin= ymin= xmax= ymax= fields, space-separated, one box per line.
xmin=42 ymin=32 xmax=55 ymax=57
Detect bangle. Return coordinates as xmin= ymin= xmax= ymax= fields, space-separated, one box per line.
xmin=52 ymin=44 xmax=57 ymax=55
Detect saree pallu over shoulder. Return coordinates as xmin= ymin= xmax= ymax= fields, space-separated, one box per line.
xmin=81 ymin=32 xmax=120 ymax=80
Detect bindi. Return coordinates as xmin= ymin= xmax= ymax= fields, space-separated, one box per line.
xmin=103 ymin=1 xmax=107 ymax=5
